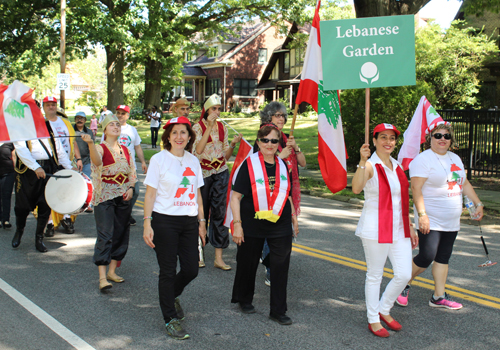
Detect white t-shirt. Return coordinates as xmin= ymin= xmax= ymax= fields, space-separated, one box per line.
xmin=150 ymin=111 xmax=160 ymax=128
xmin=355 ymin=152 xmax=405 ymax=242
xmin=49 ymin=117 xmax=71 ymax=155
xmin=144 ymin=150 xmax=204 ymax=216
xmin=100 ymin=110 xmax=112 ymax=123
xmin=409 ymin=149 xmax=465 ymax=231
xmin=118 ymin=124 xmax=141 ymax=169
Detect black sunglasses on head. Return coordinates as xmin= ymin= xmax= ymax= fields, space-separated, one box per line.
xmin=259 ymin=138 xmax=279 ymax=144
xmin=432 ymin=133 xmax=452 ymax=140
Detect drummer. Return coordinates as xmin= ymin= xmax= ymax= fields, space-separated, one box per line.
xmin=82 ymin=114 xmax=137 ymax=291
xmin=12 ymin=118 xmax=74 ymax=252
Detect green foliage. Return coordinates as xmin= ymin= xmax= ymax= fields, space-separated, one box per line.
xmin=463 ymin=0 xmax=500 ymax=16
xmin=77 ymin=91 xmax=106 ymax=114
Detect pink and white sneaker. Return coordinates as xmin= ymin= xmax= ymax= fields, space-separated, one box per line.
xmin=396 ymin=285 xmax=411 ymax=307
xmin=429 ymin=293 xmax=463 ymax=310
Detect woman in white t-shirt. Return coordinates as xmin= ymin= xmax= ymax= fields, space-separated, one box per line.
xmin=143 ymin=116 xmax=206 ymax=340
xmin=396 ymin=123 xmax=483 ymax=310
xmin=352 ymin=123 xmax=418 ymax=338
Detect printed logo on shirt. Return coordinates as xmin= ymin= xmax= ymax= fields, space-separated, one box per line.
xmin=54 ymin=125 xmax=70 ymax=154
xmin=119 ymin=134 xmax=132 ymax=148
xmin=447 ymin=163 xmax=464 ymax=193
xmin=174 ymin=167 xmax=196 ymax=206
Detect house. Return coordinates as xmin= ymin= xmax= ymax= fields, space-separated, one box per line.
xmin=180 ymin=20 xmax=286 ymax=112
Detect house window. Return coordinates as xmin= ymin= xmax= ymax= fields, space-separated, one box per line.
xmin=185 ymin=82 xmax=193 ymax=96
xmin=208 ymin=47 xmax=218 ymax=58
xmin=186 ymin=51 xmax=194 ymax=61
xmin=258 ymin=48 xmax=267 ymax=64
xmin=234 ymin=79 xmax=257 ymax=97
xmin=295 ymin=47 xmax=304 ymax=66
xmin=207 ymin=79 xmax=220 ymax=96
xmin=284 ymin=52 xmax=290 ymax=74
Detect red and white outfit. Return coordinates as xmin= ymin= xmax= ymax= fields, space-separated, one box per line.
xmin=355 ymin=152 xmax=412 ymax=324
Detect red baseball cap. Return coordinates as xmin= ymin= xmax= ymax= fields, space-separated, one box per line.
xmin=43 ymin=96 xmax=57 ymax=103
xmin=116 ymin=105 xmax=130 ymax=113
xmin=163 ymin=116 xmax=191 ymax=129
xmin=373 ymin=123 xmax=400 ymax=137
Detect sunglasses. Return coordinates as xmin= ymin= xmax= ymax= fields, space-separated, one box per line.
xmin=259 ymin=138 xmax=279 ymax=144
xmin=273 ymin=114 xmax=286 ymax=119
xmin=432 ymin=133 xmax=452 ymax=140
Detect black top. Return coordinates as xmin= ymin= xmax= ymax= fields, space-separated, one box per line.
xmin=73 ymin=124 xmax=95 ymax=165
xmin=232 ymin=157 xmax=293 ymax=238
xmin=0 ymin=143 xmax=15 ymax=176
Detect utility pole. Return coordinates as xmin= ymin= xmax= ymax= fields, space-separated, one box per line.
xmin=60 ymin=0 xmax=66 ymax=109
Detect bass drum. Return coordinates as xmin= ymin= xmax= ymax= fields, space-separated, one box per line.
xmin=45 ymin=169 xmax=93 ymax=215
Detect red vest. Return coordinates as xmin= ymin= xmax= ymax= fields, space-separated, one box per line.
xmin=101 ymin=143 xmax=131 ymax=185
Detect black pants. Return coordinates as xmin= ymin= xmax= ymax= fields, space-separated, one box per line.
xmin=201 ymin=170 xmax=229 ymax=249
xmin=231 ymin=235 xmax=292 ymax=316
xmin=152 ymin=213 xmax=199 ymax=322
xmin=150 ymin=127 xmax=159 ymax=148
xmin=15 ymin=160 xmax=57 ymax=236
xmin=0 ymin=172 xmax=15 ymax=222
xmin=413 ymin=230 xmax=458 ymax=268
xmin=93 ymin=196 xmax=132 ymax=265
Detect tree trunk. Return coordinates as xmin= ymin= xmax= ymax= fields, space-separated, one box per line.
xmin=144 ymin=58 xmax=163 ymax=110
xmin=105 ymin=46 xmax=125 ymax=111
xmin=353 ymin=0 xmax=431 ymax=17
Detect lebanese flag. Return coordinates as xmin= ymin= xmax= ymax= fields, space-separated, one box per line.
xmin=397 ymin=96 xmax=447 ymax=170
xmin=223 ymin=138 xmax=253 ymax=230
xmin=295 ymin=0 xmax=347 ymax=194
xmin=0 ymin=80 xmax=49 ymax=143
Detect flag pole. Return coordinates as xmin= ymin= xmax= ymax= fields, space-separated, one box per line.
xmin=219 ymin=118 xmax=240 ymax=135
xmin=289 ymin=103 xmax=299 ymax=137
xmin=365 ymin=88 xmax=370 ymax=144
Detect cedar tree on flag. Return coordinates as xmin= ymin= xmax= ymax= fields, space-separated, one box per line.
xmin=224 ymin=138 xmax=254 ymax=230
xmin=0 ymin=80 xmax=49 ymax=143
xmin=295 ymin=0 xmax=347 ymax=194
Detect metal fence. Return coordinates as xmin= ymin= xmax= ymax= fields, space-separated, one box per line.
xmin=439 ymin=109 xmax=500 ymax=179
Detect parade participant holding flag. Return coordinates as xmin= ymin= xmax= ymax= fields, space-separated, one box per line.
xmin=352 ymin=123 xmax=418 ymax=338
xmin=230 ymin=123 xmax=298 ymax=326
xmin=82 ymin=114 xmax=137 ymax=291
xmin=396 ymin=122 xmax=483 ymax=310
xmin=193 ymin=94 xmax=241 ymax=270
xmin=143 ymin=117 xmax=206 ymax=340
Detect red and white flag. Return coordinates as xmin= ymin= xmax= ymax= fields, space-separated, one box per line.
xmin=224 ymin=138 xmax=253 ymax=230
xmin=295 ymin=0 xmax=347 ymax=194
xmin=397 ymin=96 xmax=446 ymax=170
xmin=0 ymin=80 xmax=49 ymax=143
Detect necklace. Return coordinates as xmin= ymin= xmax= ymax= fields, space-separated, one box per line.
xmin=432 ymin=150 xmax=454 ymax=183
xmin=264 ymin=161 xmax=275 ymax=168
xmin=104 ymin=141 xmax=122 ymax=155
xmin=172 ymin=153 xmax=184 ymax=167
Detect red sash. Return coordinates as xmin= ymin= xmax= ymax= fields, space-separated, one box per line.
xmin=376 ymin=163 xmax=410 ymax=243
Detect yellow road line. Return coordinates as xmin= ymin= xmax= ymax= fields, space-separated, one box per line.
xmin=292 ymin=243 xmax=500 ymax=310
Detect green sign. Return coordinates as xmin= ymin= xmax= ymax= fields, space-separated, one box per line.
xmin=320 ymin=15 xmax=416 ymax=91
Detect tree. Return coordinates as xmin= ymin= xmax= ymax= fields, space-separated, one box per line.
xmin=352 ymin=0 xmax=431 ymax=17
xmin=463 ymin=0 xmax=500 ymax=16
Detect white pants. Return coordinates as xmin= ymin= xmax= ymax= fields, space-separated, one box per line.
xmin=361 ymin=237 xmax=412 ymax=324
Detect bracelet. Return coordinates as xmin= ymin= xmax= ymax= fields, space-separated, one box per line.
xmin=295 ymin=148 xmax=301 ymax=154
xmin=233 ymin=220 xmax=242 ymax=224
xmin=292 ymin=212 xmax=296 ymax=216
xmin=76 ymin=158 xmax=81 ymax=161
xmin=198 ymin=218 xmax=206 ymax=222
xmin=418 ymin=212 xmax=427 ymax=216
xmin=230 ymin=144 xmax=236 ymax=149
xmin=357 ymin=164 xmax=366 ymax=169
xmin=143 ymin=216 xmax=152 ymax=220
xmin=476 ymin=202 xmax=484 ymax=207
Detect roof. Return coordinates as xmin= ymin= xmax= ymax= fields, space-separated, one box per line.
xmin=182 ymin=65 xmax=206 ymax=77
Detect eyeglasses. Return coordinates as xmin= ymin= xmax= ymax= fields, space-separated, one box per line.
xmin=273 ymin=114 xmax=286 ymax=119
xmin=432 ymin=133 xmax=452 ymax=140
xmin=259 ymin=138 xmax=279 ymax=144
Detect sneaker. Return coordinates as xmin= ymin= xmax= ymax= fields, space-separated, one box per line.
xmin=165 ymin=318 xmax=189 ymax=340
xmin=429 ymin=293 xmax=463 ymax=310
xmin=45 ymin=224 xmax=55 ymax=238
xmin=130 ymin=217 xmax=136 ymax=226
xmin=61 ymin=218 xmax=75 ymax=234
xmin=396 ymin=285 xmax=411 ymax=307
xmin=264 ymin=277 xmax=271 ymax=287
xmin=175 ymin=298 xmax=185 ymax=320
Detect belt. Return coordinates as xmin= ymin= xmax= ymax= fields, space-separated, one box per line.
xmin=200 ymin=157 xmax=225 ymax=171
xmin=102 ymin=173 xmax=129 ymax=185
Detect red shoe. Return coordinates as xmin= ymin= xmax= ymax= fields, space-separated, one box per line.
xmin=379 ymin=313 xmax=402 ymax=331
xmin=368 ymin=324 xmax=390 ymax=338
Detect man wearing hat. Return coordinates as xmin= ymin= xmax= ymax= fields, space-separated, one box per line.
xmin=73 ymin=111 xmax=95 ymax=179
xmin=42 ymin=96 xmax=81 ymax=236
xmin=171 ymin=98 xmax=191 ymax=118
xmin=12 ymin=103 xmax=74 ymax=252
xmin=116 ymin=104 xmax=148 ymax=225
xmin=193 ymin=94 xmax=241 ymax=270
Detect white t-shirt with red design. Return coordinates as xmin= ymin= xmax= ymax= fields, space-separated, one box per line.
xmin=49 ymin=117 xmax=71 ymax=155
xmin=409 ymin=149 xmax=466 ymax=231
xmin=144 ymin=150 xmax=204 ymax=216
xmin=118 ymin=124 xmax=141 ymax=169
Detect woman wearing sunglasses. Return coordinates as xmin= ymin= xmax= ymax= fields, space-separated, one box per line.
xmin=396 ymin=122 xmax=483 ymax=310
xmin=352 ymin=123 xmax=418 ymax=338
xmin=230 ymin=123 xmax=299 ymax=325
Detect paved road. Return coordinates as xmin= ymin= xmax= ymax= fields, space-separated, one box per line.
xmin=1 ymin=175 xmax=500 ymax=350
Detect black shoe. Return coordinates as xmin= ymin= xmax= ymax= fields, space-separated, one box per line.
xmin=175 ymin=297 xmax=185 ymax=320
xmin=269 ymin=312 xmax=292 ymax=325
xmin=61 ymin=218 xmax=75 ymax=234
xmin=12 ymin=230 xmax=24 ymax=248
xmin=3 ymin=221 xmax=12 ymax=229
xmin=130 ymin=217 xmax=136 ymax=226
xmin=35 ymin=236 xmax=48 ymax=253
xmin=45 ymin=223 xmax=55 ymax=237
xmin=239 ymin=303 xmax=256 ymax=314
